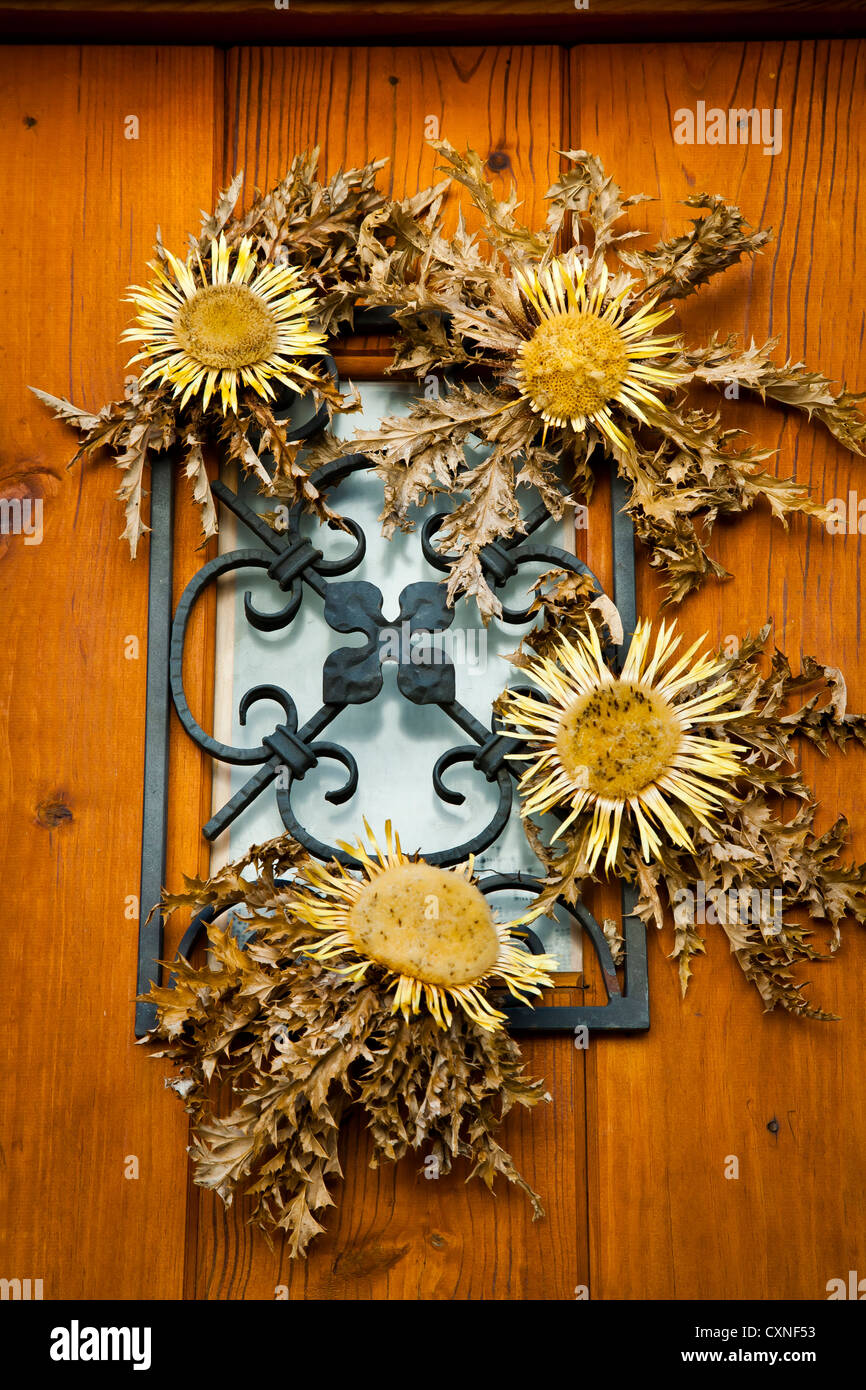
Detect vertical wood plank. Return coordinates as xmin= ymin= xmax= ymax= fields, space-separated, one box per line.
xmin=571 ymin=38 xmax=866 ymax=1300
xmin=13 ymin=32 xmax=861 ymax=1305
xmin=190 ymin=43 xmax=586 ymax=1301
xmin=0 ymin=45 xmax=220 ymax=1300
xmin=224 ymin=45 xmax=561 ymax=235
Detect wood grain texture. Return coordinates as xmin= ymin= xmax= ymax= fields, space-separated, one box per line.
xmin=3 ymin=2 xmax=866 ymax=44
xmin=4 ymin=33 xmax=865 ymax=1306
xmin=224 ymin=44 xmax=561 ymax=234
xmin=0 ymin=45 xmax=220 ymax=1301
xmin=572 ymin=39 xmax=866 ymax=1300
xmin=186 ymin=43 xmax=589 ymax=1301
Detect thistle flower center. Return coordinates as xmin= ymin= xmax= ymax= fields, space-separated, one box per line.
xmin=555 ymin=681 xmax=682 ymax=799
xmin=347 ymin=863 xmax=499 ymax=987
xmin=519 ymin=311 xmax=629 ymax=421
xmin=174 ymin=283 xmax=278 ymax=369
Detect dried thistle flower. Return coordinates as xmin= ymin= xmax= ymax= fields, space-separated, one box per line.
xmin=354 ymin=142 xmax=866 ymax=617
xmin=122 ymin=233 xmax=327 ymax=414
xmin=501 ymin=619 xmax=746 ymax=871
xmin=293 ymin=821 xmax=555 ymax=1030
xmin=501 ymin=577 xmax=866 ymax=1019
xmin=513 ymin=258 xmax=684 ymax=447
xmin=30 ymin=151 xmax=408 ymax=554
xmin=143 ymin=830 xmax=552 ymax=1253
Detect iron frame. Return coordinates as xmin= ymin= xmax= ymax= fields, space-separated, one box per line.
xmin=135 ymin=317 xmax=650 ymax=1037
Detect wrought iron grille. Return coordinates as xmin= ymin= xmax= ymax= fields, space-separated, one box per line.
xmin=135 ymin=343 xmax=649 ymax=1038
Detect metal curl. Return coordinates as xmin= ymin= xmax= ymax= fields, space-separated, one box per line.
xmin=238 ymin=685 xmax=298 ymax=731
xmin=432 ymin=746 xmax=475 ymax=806
xmin=243 ymin=582 xmax=303 ymax=631
xmin=497 ymin=546 xmax=604 ymax=624
xmin=274 ymin=779 xmax=356 ymax=866
xmin=313 ymin=515 xmax=366 ymax=575
xmin=171 ymin=549 xmax=285 ymax=764
xmin=420 ymin=512 xmax=451 ymax=572
xmin=307 ymin=450 xmax=376 ymax=494
xmin=311 ymin=742 xmax=359 ymax=805
xmin=422 ymin=767 xmax=513 ymax=867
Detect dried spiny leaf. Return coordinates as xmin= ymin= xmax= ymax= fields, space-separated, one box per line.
xmin=619 ymin=193 xmax=772 ymax=300
xmin=508 ymin=615 xmax=866 ymax=1017
xmin=680 ymin=334 xmax=866 ymax=455
xmin=142 ymin=835 xmax=550 ymax=1252
xmin=351 ymin=146 xmax=864 ymax=612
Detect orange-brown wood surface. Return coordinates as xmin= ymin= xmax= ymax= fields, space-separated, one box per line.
xmin=0 ymin=45 xmax=222 ymax=1302
xmin=574 ymin=39 xmax=866 ymax=1300
xmin=1 ymin=36 xmax=864 ymax=1301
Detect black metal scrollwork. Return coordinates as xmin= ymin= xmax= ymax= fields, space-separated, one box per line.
xmin=135 ymin=376 xmax=649 ymax=1036
xmin=169 ymin=455 xmax=595 ymax=866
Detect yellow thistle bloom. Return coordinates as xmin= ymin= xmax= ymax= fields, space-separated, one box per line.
xmin=500 ymin=620 xmax=746 ymax=871
xmin=291 ymin=822 xmax=556 ymax=1031
xmin=513 ymin=258 xmax=684 ymax=449
xmin=121 ymin=233 xmax=327 ymax=414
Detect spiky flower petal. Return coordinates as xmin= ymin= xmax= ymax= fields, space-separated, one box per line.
xmin=291 ymin=821 xmax=556 ymax=1031
xmin=121 ymin=233 xmax=327 ymax=414
xmin=513 ymin=258 xmax=684 ymax=448
xmin=500 ymin=619 xmax=746 ymax=870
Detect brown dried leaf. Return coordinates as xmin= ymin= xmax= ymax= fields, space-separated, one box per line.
xmin=619 ymin=193 xmax=772 ymax=300
xmin=142 ymin=835 xmax=550 ymax=1252
xmin=509 ymin=617 xmax=866 ymax=1018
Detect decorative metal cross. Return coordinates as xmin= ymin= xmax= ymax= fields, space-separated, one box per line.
xmin=323 ymin=579 xmax=456 ymax=705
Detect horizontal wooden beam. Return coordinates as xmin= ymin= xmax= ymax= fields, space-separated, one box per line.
xmin=2 ymin=1 xmax=865 ymax=45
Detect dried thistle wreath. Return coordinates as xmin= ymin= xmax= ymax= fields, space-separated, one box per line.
xmin=36 ymin=148 xmax=865 ymax=1251
xmin=142 ymin=827 xmax=555 ymax=1254
xmin=350 ymin=142 xmax=866 ymax=618
xmin=499 ymin=575 xmax=866 ymax=1016
xmin=31 ymin=152 xmax=442 ymax=553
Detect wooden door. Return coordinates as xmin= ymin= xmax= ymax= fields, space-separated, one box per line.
xmin=3 ymin=22 xmax=865 ymax=1300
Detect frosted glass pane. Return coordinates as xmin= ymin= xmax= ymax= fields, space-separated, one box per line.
xmin=211 ymin=383 xmax=581 ymax=970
